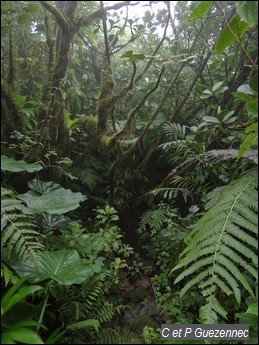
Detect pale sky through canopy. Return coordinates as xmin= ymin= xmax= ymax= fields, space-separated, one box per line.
xmin=104 ymin=1 xmax=175 ymax=21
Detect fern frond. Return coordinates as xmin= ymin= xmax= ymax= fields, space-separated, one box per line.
xmin=59 ymin=272 xmax=123 ymax=325
xmin=96 ymin=327 xmax=140 ymax=344
xmin=172 ymin=170 xmax=258 ymax=323
xmin=95 ymin=301 xmax=124 ymax=323
xmin=1 ymin=187 xmax=44 ymax=264
xmin=138 ymin=204 xmax=177 ymax=235
xmin=204 ymin=185 xmax=226 ymax=210
xmin=73 ymin=167 xmax=101 ymax=192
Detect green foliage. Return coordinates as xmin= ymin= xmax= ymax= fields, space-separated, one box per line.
xmin=73 ymin=167 xmax=102 ymax=192
xmin=67 ymin=319 xmax=100 ymax=332
xmin=236 ymin=302 xmax=258 ymax=344
xmin=17 ymin=179 xmax=86 ymax=215
xmin=96 ymin=327 xmax=140 ymax=344
xmin=139 ymin=203 xmax=177 ymax=236
xmin=121 ymin=50 xmax=146 ymax=62
xmin=1 ymin=155 xmax=43 ymax=173
xmin=13 ymin=249 xmax=95 ymax=285
xmin=215 ymin=14 xmax=249 ymax=53
xmin=1 ymin=187 xmax=44 ymax=266
xmin=60 ymin=272 xmax=124 ymax=344
xmin=189 ymin=1 xmax=212 ymax=20
xmin=1 ymin=0 xmax=258 ymax=341
xmin=173 ymin=170 xmax=258 ymax=323
xmin=236 ymin=1 xmax=258 ymax=26
xmin=1 ymin=278 xmax=45 ymax=344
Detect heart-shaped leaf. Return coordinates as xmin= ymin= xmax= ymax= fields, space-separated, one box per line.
xmin=18 ymin=180 xmax=86 ymax=215
xmin=13 ymin=250 xmax=93 ymax=285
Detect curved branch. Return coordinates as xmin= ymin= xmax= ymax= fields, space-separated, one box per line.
xmin=112 ymin=66 xmax=165 ymax=142
xmin=39 ymin=1 xmax=68 ymax=27
xmin=78 ymin=1 xmax=132 ymax=27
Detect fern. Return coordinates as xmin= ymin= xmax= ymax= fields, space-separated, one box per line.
xmin=172 ymin=170 xmax=258 ymax=323
xmin=204 ymin=185 xmax=227 ymax=210
xmin=60 ymin=272 xmax=124 ymax=325
xmin=138 ymin=203 xmax=178 ymax=235
xmin=1 ymin=187 xmax=44 ymax=265
xmin=96 ymin=327 xmax=141 ymax=344
xmin=73 ymin=167 xmax=101 ymax=192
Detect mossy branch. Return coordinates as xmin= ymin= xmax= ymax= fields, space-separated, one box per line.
xmin=39 ymin=1 xmax=68 ymax=28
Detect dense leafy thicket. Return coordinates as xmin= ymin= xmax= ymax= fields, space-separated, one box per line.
xmin=1 ymin=1 xmax=258 ymax=344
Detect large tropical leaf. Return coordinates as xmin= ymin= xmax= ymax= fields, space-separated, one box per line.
xmin=1 ymin=155 xmax=43 ymax=173
xmin=215 ymin=15 xmax=249 ymax=53
xmin=13 ymin=250 xmax=93 ymax=285
xmin=17 ymin=180 xmax=86 ymax=215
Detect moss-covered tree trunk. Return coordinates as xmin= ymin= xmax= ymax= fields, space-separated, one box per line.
xmin=29 ymin=1 xmax=130 ymax=175
xmin=36 ymin=1 xmax=78 ymax=165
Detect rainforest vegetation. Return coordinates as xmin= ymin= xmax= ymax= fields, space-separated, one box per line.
xmin=1 ymin=1 xmax=258 ymax=344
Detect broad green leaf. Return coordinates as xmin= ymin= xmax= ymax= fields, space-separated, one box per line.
xmin=217 ymin=110 xmax=234 ymax=122
xmin=189 ymin=1 xmax=212 ymax=19
xmin=249 ymin=74 xmax=258 ymax=92
xmin=200 ymin=95 xmax=211 ymax=99
xmin=8 ymin=321 xmax=46 ymax=330
xmin=1 ymin=328 xmax=44 ymax=344
xmin=13 ymin=250 xmax=93 ymax=285
xmin=234 ymin=93 xmax=254 ymax=103
xmin=222 ymin=111 xmax=235 ymax=122
xmin=28 ymin=179 xmax=61 ymax=195
xmin=1 ymin=278 xmax=27 ymax=312
xmin=203 ymin=116 xmax=220 ymax=124
xmin=67 ymin=319 xmax=100 ymax=331
xmin=245 ymin=122 xmax=258 ymax=134
xmin=212 ymin=81 xmax=224 ymax=92
xmin=1 ymin=156 xmax=43 ymax=173
xmin=215 ymin=15 xmax=249 ymax=53
xmin=218 ymin=86 xmax=229 ymax=93
xmin=203 ymin=89 xmax=213 ymax=95
xmin=236 ymin=133 xmax=257 ymax=161
xmin=17 ymin=180 xmax=86 ymax=215
xmin=1 ymin=286 xmax=43 ymax=315
xmin=224 ymin=117 xmax=237 ymax=124
xmin=237 ymin=84 xmax=255 ymax=95
xmin=247 ymin=100 xmax=258 ymax=118
xmin=245 ymin=303 xmax=258 ymax=316
xmin=0 ymin=333 xmax=16 ymax=344
xmin=236 ymin=1 xmax=258 ymax=26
